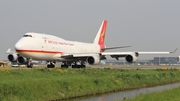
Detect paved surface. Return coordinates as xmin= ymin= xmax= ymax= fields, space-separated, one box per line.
xmin=88 ymin=65 xmax=180 ymax=69
xmin=1 ymin=64 xmax=180 ymax=70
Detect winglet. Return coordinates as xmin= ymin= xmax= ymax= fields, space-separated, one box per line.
xmin=170 ymin=48 xmax=178 ymax=53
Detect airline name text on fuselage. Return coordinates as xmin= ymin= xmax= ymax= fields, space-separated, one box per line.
xmin=45 ymin=40 xmax=74 ymax=46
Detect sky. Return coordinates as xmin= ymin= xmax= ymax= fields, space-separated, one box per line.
xmin=0 ymin=1 xmax=180 ymax=60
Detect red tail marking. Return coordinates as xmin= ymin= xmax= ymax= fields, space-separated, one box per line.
xmin=99 ymin=20 xmax=107 ymax=52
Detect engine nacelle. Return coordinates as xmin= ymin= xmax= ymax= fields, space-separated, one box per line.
xmin=87 ymin=55 xmax=100 ymax=65
xmin=125 ymin=53 xmax=138 ymax=63
xmin=8 ymin=54 xmax=18 ymax=62
xmin=17 ymin=56 xmax=28 ymax=64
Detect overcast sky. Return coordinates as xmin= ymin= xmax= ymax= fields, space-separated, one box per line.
xmin=0 ymin=1 xmax=180 ymax=60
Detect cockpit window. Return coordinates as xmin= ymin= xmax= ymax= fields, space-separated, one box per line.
xmin=23 ymin=35 xmax=32 ymax=37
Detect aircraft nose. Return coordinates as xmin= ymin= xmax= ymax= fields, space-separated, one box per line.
xmin=15 ymin=42 xmax=23 ymax=50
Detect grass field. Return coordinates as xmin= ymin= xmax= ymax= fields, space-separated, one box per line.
xmin=0 ymin=67 xmax=180 ymax=101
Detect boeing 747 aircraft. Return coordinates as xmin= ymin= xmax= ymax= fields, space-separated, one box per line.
xmin=7 ymin=20 xmax=177 ymax=68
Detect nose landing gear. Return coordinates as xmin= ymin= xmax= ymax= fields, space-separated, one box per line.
xmin=27 ymin=58 xmax=33 ymax=68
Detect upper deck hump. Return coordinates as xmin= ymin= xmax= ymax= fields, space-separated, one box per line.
xmin=24 ymin=32 xmax=66 ymax=41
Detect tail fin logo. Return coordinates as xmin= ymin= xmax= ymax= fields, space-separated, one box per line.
xmin=93 ymin=20 xmax=107 ymax=52
xmin=98 ymin=20 xmax=107 ymax=45
xmin=100 ymin=32 xmax=105 ymax=43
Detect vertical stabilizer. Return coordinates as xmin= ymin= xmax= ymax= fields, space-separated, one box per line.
xmin=93 ymin=20 xmax=107 ymax=51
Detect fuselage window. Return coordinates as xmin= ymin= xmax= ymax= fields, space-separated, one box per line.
xmin=23 ymin=35 xmax=32 ymax=37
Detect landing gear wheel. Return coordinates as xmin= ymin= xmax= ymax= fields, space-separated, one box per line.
xmin=61 ymin=65 xmax=68 ymax=68
xmin=47 ymin=64 xmax=55 ymax=68
xmin=72 ymin=65 xmax=86 ymax=68
xmin=26 ymin=58 xmax=33 ymax=68
xmin=61 ymin=62 xmax=69 ymax=68
xmin=47 ymin=61 xmax=55 ymax=68
xmin=82 ymin=65 xmax=86 ymax=68
xmin=27 ymin=63 xmax=33 ymax=68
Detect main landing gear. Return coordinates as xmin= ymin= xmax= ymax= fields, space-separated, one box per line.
xmin=61 ymin=62 xmax=69 ymax=68
xmin=47 ymin=61 xmax=55 ymax=68
xmin=26 ymin=59 xmax=86 ymax=68
xmin=61 ymin=61 xmax=86 ymax=68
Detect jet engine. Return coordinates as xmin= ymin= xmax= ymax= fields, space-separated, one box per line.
xmin=87 ymin=55 xmax=100 ymax=65
xmin=125 ymin=52 xmax=138 ymax=63
xmin=8 ymin=54 xmax=18 ymax=62
xmin=17 ymin=56 xmax=28 ymax=64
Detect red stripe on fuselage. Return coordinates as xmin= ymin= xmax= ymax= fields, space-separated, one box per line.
xmin=16 ymin=50 xmax=62 ymax=54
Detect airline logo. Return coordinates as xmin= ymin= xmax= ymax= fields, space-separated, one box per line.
xmin=100 ymin=32 xmax=105 ymax=43
xmin=98 ymin=20 xmax=107 ymax=45
xmin=98 ymin=20 xmax=107 ymax=52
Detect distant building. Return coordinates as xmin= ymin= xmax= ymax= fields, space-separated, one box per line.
xmin=153 ymin=57 xmax=180 ymax=65
xmin=104 ymin=56 xmax=180 ymax=65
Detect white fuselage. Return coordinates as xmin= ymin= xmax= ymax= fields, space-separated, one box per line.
xmin=15 ymin=33 xmax=101 ymax=61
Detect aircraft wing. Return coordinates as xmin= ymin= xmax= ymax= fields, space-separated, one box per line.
xmin=138 ymin=48 xmax=178 ymax=54
xmin=62 ymin=48 xmax=177 ymax=58
xmin=61 ymin=52 xmax=136 ymax=60
xmin=61 ymin=53 xmax=98 ymax=58
xmin=61 ymin=48 xmax=177 ymax=63
xmin=101 ymin=46 xmax=131 ymax=51
xmin=102 ymin=48 xmax=177 ymax=57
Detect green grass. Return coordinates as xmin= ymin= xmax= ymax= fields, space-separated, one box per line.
xmin=125 ymin=87 xmax=180 ymax=101
xmin=0 ymin=68 xmax=180 ymax=101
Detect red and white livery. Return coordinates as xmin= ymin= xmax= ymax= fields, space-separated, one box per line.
xmin=7 ymin=20 xmax=177 ymax=68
